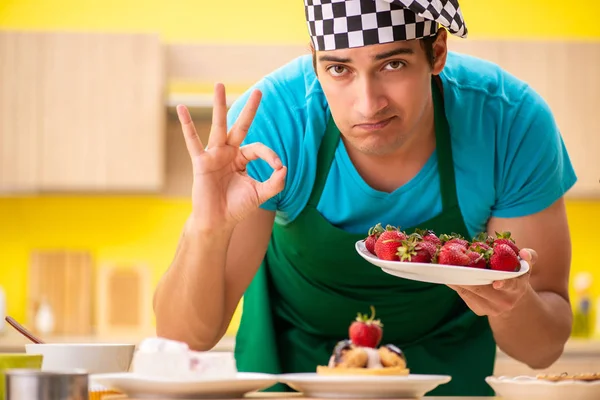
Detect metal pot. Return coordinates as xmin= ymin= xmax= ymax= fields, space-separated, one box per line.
xmin=4 ymin=369 xmax=88 ymax=400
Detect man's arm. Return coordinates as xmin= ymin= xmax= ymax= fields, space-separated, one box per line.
xmin=486 ymin=196 xmax=572 ymax=369
xmin=153 ymin=208 xmax=276 ymax=351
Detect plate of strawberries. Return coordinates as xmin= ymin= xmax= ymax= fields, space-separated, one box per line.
xmin=356 ymin=225 xmax=529 ymax=286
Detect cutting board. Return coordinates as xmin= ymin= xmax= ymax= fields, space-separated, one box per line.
xmin=27 ymin=250 xmax=93 ymax=335
xmin=95 ymin=263 xmax=153 ymax=336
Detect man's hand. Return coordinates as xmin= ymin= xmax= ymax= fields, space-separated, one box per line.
xmin=448 ymin=248 xmax=538 ymax=317
xmin=449 ymin=198 xmax=573 ymax=369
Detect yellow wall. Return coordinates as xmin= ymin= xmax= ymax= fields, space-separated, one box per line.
xmin=1 ymin=197 xmax=599 ymax=334
xmin=1 ymin=0 xmax=599 ymax=43
xmin=1 ymin=1 xmax=599 ymax=336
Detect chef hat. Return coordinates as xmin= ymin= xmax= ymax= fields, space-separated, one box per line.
xmin=304 ymin=0 xmax=467 ymax=51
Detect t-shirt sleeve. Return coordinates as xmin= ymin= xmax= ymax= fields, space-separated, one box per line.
xmin=226 ymin=77 xmax=304 ymax=213
xmin=491 ymin=85 xmax=578 ymax=218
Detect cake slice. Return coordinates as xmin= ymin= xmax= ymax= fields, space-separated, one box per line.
xmin=131 ymin=337 xmax=237 ymax=379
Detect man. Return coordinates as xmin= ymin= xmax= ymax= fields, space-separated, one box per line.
xmin=154 ymin=0 xmax=576 ymax=396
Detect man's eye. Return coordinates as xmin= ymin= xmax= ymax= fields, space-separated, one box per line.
xmin=385 ymin=61 xmax=405 ymax=70
xmin=328 ymin=65 xmax=347 ymax=76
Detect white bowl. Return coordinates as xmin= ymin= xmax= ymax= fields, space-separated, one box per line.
xmin=486 ymin=375 xmax=600 ymax=400
xmin=25 ymin=343 xmax=135 ymax=374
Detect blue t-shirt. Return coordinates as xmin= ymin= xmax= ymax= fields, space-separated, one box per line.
xmin=226 ymin=51 xmax=577 ymax=238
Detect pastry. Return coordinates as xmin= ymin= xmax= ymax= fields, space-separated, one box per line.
xmin=536 ymin=372 xmax=600 ymax=382
xmin=316 ymin=307 xmax=410 ymax=376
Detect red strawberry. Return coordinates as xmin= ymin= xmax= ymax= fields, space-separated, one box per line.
xmin=419 ymin=241 xmax=439 ymax=259
xmin=364 ymin=223 xmax=385 ymax=254
xmin=438 ymin=244 xmax=471 ymax=266
xmin=489 ymin=244 xmax=520 ymax=272
xmin=469 ymin=241 xmax=491 ymax=252
xmin=472 ymin=232 xmax=494 ymax=246
xmin=349 ymin=305 xmax=383 ymax=348
xmin=440 ymin=233 xmax=469 ymax=249
xmin=415 ymin=229 xmax=441 ymax=246
xmin=374 ymin=227 xmax=407 ymax=261
xmin=493 ymin=231 xmax=520 ymax=256
xmin=396 ymin=240 xmax=433 ymax=263
xmin=466 ymin=250 xmax=487 ymax=269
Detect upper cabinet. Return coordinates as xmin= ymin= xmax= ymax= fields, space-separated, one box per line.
xmin=0 ymin=31 xmax=166 ymax=194
xmin=448 ymin=39 xmax=600 ymax=199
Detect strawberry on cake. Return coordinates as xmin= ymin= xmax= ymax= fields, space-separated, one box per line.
xmin=131 ymin=337 xmax=237 ymax=379
xmin=317 ymin=306 xmax=409 ymax=376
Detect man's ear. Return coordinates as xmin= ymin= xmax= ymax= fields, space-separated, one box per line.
xmin=432 ymin=28 xmax=448 ymax=75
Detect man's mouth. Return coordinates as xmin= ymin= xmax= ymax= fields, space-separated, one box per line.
xmin=354 ymin=116 xmax=395 ymax=131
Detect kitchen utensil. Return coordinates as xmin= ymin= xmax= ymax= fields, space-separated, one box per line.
xmin=5 ymin=369 xmax=88 ymax=400
xmin=28 ymin=250 xmax=93 ymax=336
xmin=0 ymin=354 xmax=44 ymax=400
xmin=486 ymin=375 xmax=600 ymax=400
xmin=26 ymin=343 xmax=135 ymax=374
xmin=4 ymin=316 xmax=45 ymax=344
xmin=96 ymin=263 xmax=152 ymax=336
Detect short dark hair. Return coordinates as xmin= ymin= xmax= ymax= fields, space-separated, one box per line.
xmin=311 ymin=30 xmax=440 ymax=72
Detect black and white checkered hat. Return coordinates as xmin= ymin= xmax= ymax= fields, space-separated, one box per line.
xmin=304 ymin=0 xmax=468 ymax=51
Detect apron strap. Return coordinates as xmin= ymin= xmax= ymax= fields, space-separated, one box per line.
xmin=307 ymin=77 xmax=459 ymax=213
xmin=431 ymin=76 xmax=460 ymax=212
xmin=307 ymin=113 xmax=341 ymax=208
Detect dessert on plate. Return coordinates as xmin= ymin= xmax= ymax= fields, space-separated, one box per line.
xmin=536 ymin=372 xmax=600 ymax=382
xmin=317 ymin=306 xmax=409 ymax=376
xmin=131 ymin=337 xmax=237 ymax=379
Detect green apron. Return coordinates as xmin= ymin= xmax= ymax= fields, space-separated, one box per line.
xmin=234 ymin=78 xmax=496 ymax=397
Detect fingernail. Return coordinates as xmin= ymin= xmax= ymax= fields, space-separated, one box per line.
xmin=494 ymin=281 xmax=504 ymax=289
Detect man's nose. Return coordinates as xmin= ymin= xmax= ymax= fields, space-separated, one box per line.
xmin=353 ymin=78 xmax=388 ymax=119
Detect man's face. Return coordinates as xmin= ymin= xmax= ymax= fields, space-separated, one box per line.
xmin=314 ymin=30 xmax=447 ymax=156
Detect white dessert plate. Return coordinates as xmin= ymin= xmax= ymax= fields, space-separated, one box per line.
xmin=356 ymin=240 xmax=529 ymax=286
xmin=278 ymin=373 xmax=451 ymax=399
xmin=486 ymin=375 xmax=600 ymax=400
xmin=90 ymin=372 xmax=278 ymax=398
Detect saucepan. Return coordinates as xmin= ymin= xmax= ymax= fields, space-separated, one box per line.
xmin=4 ymin=369 xmax=88 ymax=400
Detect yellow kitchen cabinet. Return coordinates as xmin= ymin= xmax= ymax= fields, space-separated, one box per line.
xmin=0 ymin=30 xmax=166 ymax=194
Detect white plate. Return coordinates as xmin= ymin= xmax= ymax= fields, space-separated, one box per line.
xmin=486 ymin=375 xmax=600 ymax=400
xmin=356 ymin=240 xmax=529 ymax=286
xmin=90 ymin=372 xmax=278 ymax=399
xmin=278 ymin=373 xmax=451 ymax=399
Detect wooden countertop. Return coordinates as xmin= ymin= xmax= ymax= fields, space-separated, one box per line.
xmin=104 ymin=394 xmax=497 ymax=400
xmin=108 ymin=397 xmax=497 ymax=400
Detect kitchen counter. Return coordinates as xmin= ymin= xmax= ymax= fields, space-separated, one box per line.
xmin=2 ymin=327 xmax=599 ymax=354
xmin=0 ymin=328 xmax=236 ymax=353
xmin=107 ymin=396 xmax=498 ymax=400
xmin=2 ymin=328 xmax=600 ymax=376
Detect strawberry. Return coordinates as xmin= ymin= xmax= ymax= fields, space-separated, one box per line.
xmin=396 ymin=240 xmax=433 ymax=263
xmin=469 ymin=241 xmax=491 ymax=252
xmin=364 ymin=223 xmax=385 ymax=255
xmin=469 ymin=232 xmax=492 ymax=251
xmin=466 ymin=250 xmax=487 ymax=269
xmin=374 ymin=226 xmax=407 ymax=261
xmin=438 ymin=243 xmax=471 ymax=266
xmin=439 ymin=233 xmax=469 ymax=249
xmin=349 ymin=306 xmax=383 ymax=348
xmin=489 ymin=244 xmax=520 ymax=272
xmin=419 ymin=240 xmax=439 ymax=259
xmin=415 ymin=228 xmax=441 ymax=246
xmin=493 ymin=231 xmax=520 ymax=256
